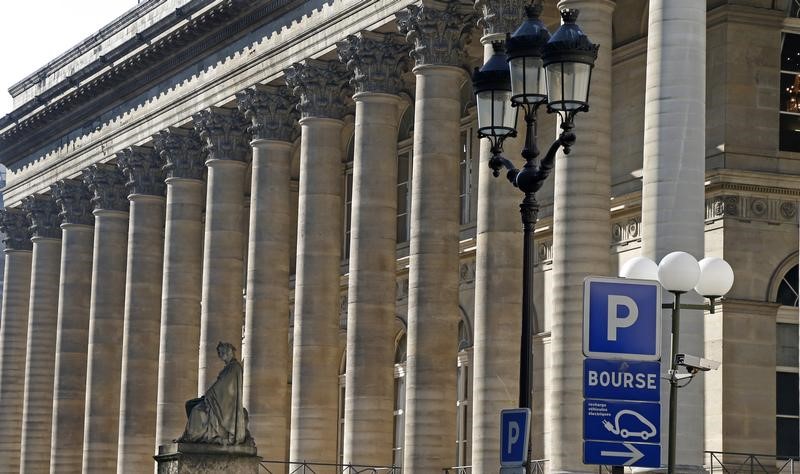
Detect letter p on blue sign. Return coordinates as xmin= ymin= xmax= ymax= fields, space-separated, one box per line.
xmin=583 ymin=277 xmax=662 ymax=361
xmin=500 ymin=408 xmax=530 ymax=467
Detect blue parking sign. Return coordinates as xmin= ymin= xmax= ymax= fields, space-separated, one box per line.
xmin=583 ymin=277 xmax=661 ymax=361
xmin=500 ymin=408 xmax=530 ymax=467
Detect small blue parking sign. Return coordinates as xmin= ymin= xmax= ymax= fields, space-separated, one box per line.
xmin=500 ymin=408 xmax=530 ymax=467
xmin=583 ymin=277 xmax=661 ymax=361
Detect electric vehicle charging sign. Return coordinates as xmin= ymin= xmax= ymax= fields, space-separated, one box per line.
xmin=582 ymin=276 xmax=662 ymax=468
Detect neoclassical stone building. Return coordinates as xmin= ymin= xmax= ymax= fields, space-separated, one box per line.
xmin=0 ymin=0 xmax=796 ymax=473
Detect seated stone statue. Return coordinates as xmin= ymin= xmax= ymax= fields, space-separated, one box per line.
xmin=177 ymin=342 xmax=254 ymax=445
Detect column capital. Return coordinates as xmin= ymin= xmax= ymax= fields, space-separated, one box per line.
xmin=284 ymin=59 xmax=352 ymax=120
xmin=337 ymin=32 xmax=411 ymax=95
xmin=0 ymin=208 xmax=32 ymax=251
xmin=82 ymin=163 xmax=129 ymax=212
xmin=396 ymin=2 xmax=478 ymax=69
xmin=474 ymin=0 xmax=527 ymax=41
xmin=192 ymin=107 xmax=250 ymax=163
xmin=153 ymin=127 xmax=205 ymax=181
xmin=236 ymin=85 xmax=298 ymax=143
xmin=22 ymin=194 xmax=62 ymax=239
xmin=51 ymin=179 xmax=94 ymax=226
xmin=116 ymin=146 xmax=166 ymax=197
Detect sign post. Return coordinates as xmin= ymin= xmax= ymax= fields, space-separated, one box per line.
xmin=582 ymin=277 xmax=662 ymax=469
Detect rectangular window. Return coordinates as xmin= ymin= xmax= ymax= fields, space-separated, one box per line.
xmin=777 ymin=371 xmax=800 ymax=459
xmin=456 ymin=355 xmax=471 ymax=466
xmin=777 ymin=323 xmax=799 ymax=367
xmin=343 ymin=169 xmax=353 ymax=259
xmin=459 ymin=129 xmax=478 ymax=226
xmin=396 ymin=151 xmax=412 ymax=244
xmin=780 ymin=33 xmax=800 ymax=152
xmin=392 ymin=370 xmax=406 ymax=467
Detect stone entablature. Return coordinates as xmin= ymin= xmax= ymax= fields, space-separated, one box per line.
xmin=2 ymin=0 xmax=419 ymax=206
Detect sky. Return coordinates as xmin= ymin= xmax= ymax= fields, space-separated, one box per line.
xmin=0 ymin=1 xmax=135 ymax=116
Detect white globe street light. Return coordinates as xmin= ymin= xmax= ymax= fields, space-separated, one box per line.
xmin=619 ymin=256 xmax=658 ymax=281
xmin=694 ymin=257 xmax=735 ymax=298
xmin=657 ymin=251 xmax=701 ymax=293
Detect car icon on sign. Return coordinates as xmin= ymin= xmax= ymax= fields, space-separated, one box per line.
xmin=602 ymin=409 xmax=657 ymax=440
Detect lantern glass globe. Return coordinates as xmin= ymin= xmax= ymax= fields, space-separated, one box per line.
xmin=694 ymin=257 xmax=734 ymax=297
xmin=619 ymin=256 xmax=658 ymax=281
xmin=657 ymin=251 xmax=700 ymax=293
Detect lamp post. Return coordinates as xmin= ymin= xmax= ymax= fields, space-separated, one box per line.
xmin=620 ymin=252 xmax=734 ymax=474
xmin=472 ymin=3 xmax=598 ymax=471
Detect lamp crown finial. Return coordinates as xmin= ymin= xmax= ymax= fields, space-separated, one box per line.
xmin=491 ymin=41 xmax=504 ymax=53
xmin=560 ymin=8 xmax=579 ymax=23
xmin=525 ymin=2 xmax=544 ymax=19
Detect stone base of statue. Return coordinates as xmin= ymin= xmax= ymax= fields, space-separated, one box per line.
xmin=154 ymin=442 xmax=261 ymax=474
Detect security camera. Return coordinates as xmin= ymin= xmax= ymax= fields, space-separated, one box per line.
xmin=675 ymin=353 xmax=720 ymax=373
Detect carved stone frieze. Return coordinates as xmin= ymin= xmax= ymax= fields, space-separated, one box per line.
xmin=611 ymin=216 xmax=641 ymax=245
xmin=396 ymin=278 xmax=409 ymax=301
xmin=706 ymin=194 xmax=799 ymax=223
xmin=192 ymin=107 xmax=250 ymax=162
xmin=51 ymin=178 xmax=94 ymax=226
xmin=116 ymin=146 xmax=166 ymax=197
xmin=153 ymin=127 xmax=205 ymax=180
xmin=474 ymin=0 xmax=527 ymax=38
xmin=536 ymin=239 xmax=552 ymax=266
xmin=396 ymin=2 xmax=477 ymax=69
xmin=0 ymin=208 xmax=32 ymax=250
xmin=284 ymin=59 xmax=352 ymax=120
xmin=337 ymin=32 xmax=411 ymax=95
xmin=236 ymin=85 xmax=298 ymax=142
xmin=22 ymin=194 xmax=62 ymax=239
xmin=339 ymin=293 xmax=348 ymax=330
xmin=82 ymin=162 xmax=129 ymax=212
xmin=459 ymin=260 xmax=476 ymax=285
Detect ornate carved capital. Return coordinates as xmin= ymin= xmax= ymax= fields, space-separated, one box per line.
xmin=116 ymin=146 xmax=166 ymax=197
xmin=51 ymin=178 xmax=94 ymax=225
xmin=192 ymin=107 xmax=250 ymax=162
xmin=284 ymin=59 xmax=352 ymax=120
xmin=82 ymin=163 xmax=129 ymax=212
xmin=153 ymin=127 xmax=205 ymax=180
xmin=236 ymin=85 xmax=298 ymax=142
xmin=474 ymin=0 xmax=526 ymax=38
xmin=396 ymin=2 xmax=478 ymax=68
xmin=22 ymin=194 xmax=62 ymax=239
xmin=0 ymin=208 xmax=32 ymax=250
xmin=337 ymin=32 xmax=411 ymax=95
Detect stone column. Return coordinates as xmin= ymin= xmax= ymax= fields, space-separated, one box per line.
xmin=115 ymin=147 xmax=166 ymax=472
xmin=19 ymin=194 xmax=62 ymax=473
xmin=236 ymin=85 xmax=296 ymax=460
xmin=284 ymin=59 xmax=350 ymax=466
xmin=193 ymin=108 xmax=249 ymax=390
xmin=153 ymin=128 xmax=205 ymax=448
xmin=81 ymin=163 xmax=129 ymax=474
xmin=641 ymin=0 xmax=706 ymax=469
xmin=396 ymin=4 xmax=475 ymax=471
xmin=470 ymin=1 xmax=526 ymax=472
xmin=336 ymin=32 xmax=408 ymax=467
xmin=548 ymin=2 xmax=613 ymax=471
xmin=49 ymin=179 xmax=95 ymax=474
xmin=0 ymin=208 xmax=32 ymax=474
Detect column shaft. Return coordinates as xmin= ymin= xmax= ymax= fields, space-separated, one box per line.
xmin=244 ymin=140 xmax=291 ymax=460
xmin=402 ymin=65 xmax=463 ymax=472
xmin=342 ymin=94 xmax=401 ymax=466
xmin=82 ymin=210 xmax=128 ymax=473
xmin=641 ymin=0 xmax=706 ymax=468
xmin=19 ymin=237 xmax=62 ymax=472
xmin=471 ymin=39 xmax=525 ymax=472
xmin=50 ymin=224 xmax=94 ymax=474
xmin=117 ymin=195 xmax=165 ymax=473
xmin=548 ymin=2 xmax=614 ymax=471
xmin=290 ymin=117 xmax=344 ymax=465
xmin=199 ymin=159 xmax=246 ymax=390
xmin=0 ymin=250 xmax=32 ymax=473
xmin=155 ymin=178 xmax=203 ymax=447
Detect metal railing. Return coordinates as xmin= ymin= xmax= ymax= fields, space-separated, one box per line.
xmin=441 ymin=459 xmax=548 ymax=473
xmin=259 ymin=460 xmax=401 ymax=474
xmin=707 ymin=451 xmax=798 ymax=473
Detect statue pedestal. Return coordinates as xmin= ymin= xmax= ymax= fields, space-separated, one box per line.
xmin=154 ymin=442 xmax=260 ymax=474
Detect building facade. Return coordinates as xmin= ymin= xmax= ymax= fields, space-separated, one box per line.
xmin=0 ymin=0 xmax=796 ymax=473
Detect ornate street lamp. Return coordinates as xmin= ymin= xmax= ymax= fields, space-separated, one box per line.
xmin=621 ymin=253 xmax=734 ymax=474
xmin=472 ymin=3 xmax=598 ymax=472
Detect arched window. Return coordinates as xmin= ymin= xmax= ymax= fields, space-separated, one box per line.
xmin=774 ymin=263 xmax=798 ymax=459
